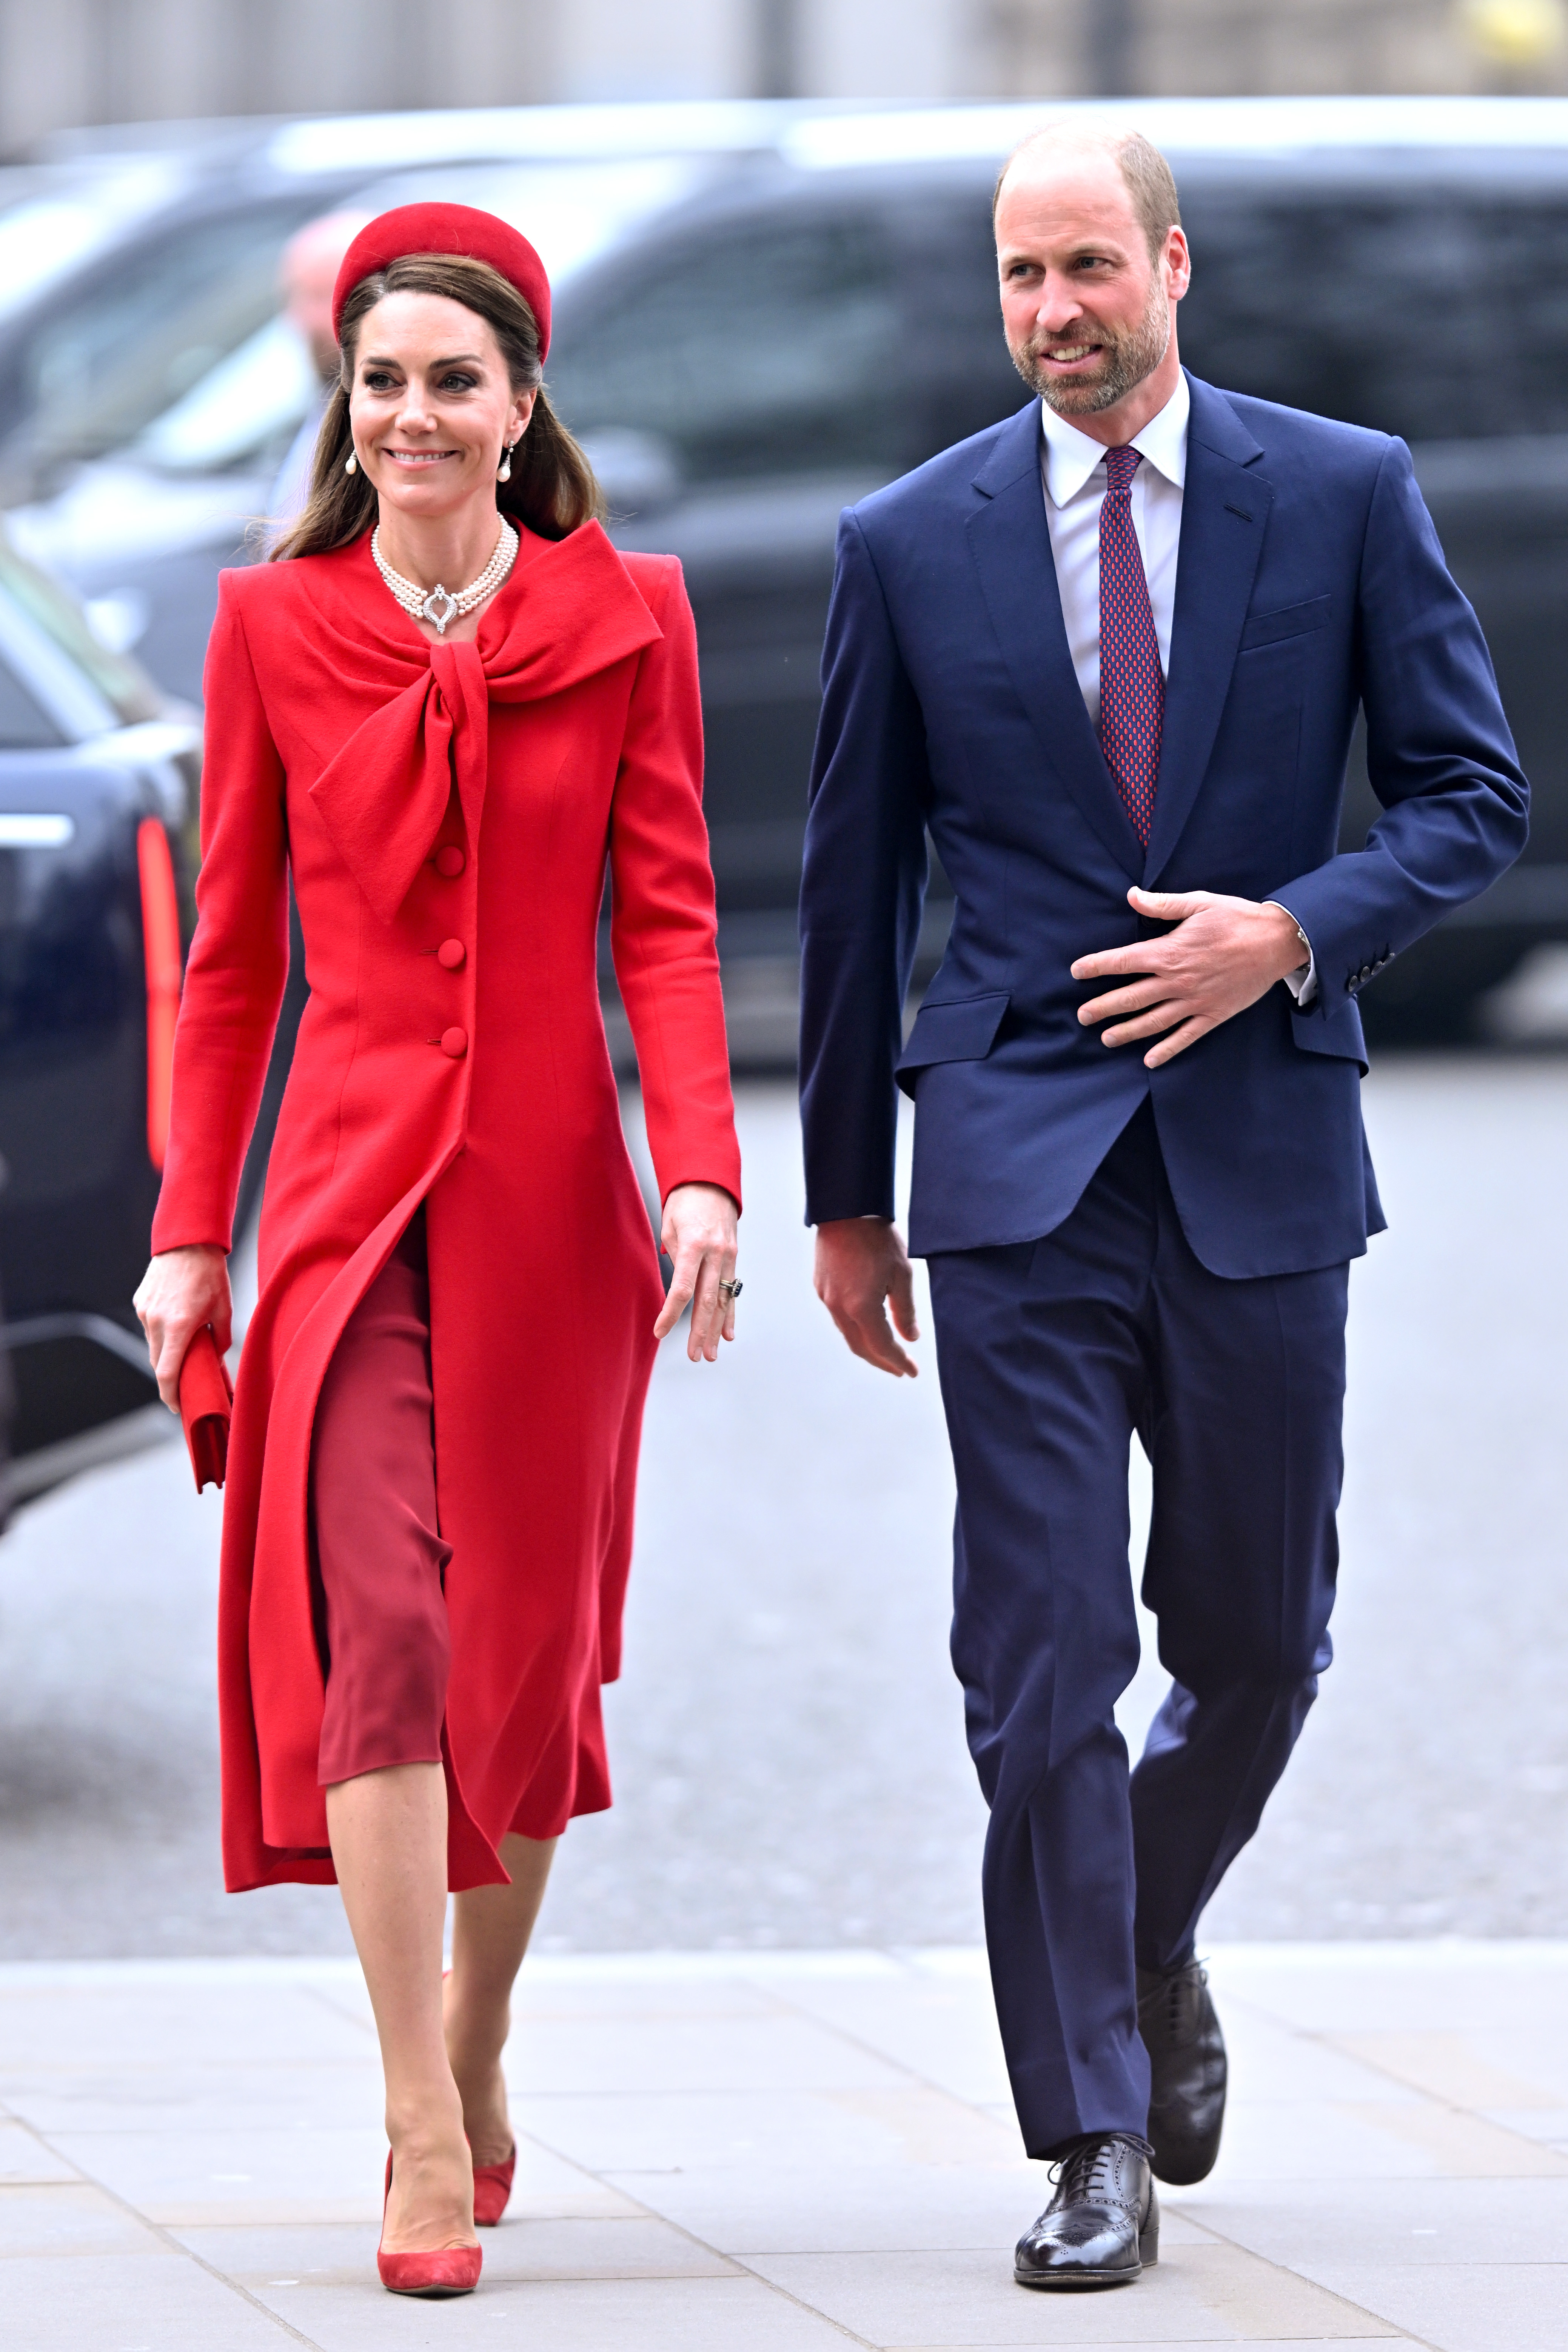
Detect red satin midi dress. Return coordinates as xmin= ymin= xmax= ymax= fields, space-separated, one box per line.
xmin=310 ymin=1204 xmax=450 ymax=1791
xmin=150 ymin=519 xmax=741 ymax=1892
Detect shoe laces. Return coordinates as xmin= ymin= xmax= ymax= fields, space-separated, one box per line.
xmin=1140 ymin=1960 xmax=1205 ymax=2036
xmin=1050 ymin=2133 xmax=1143 ymax=2204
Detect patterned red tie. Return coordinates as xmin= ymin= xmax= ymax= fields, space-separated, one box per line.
xmin=1098 ymin=445 xmax=1163 ymax=846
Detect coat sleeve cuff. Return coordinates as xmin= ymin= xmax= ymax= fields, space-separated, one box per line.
xmin=1264 ymin=901 xmax=1318 ymax=1009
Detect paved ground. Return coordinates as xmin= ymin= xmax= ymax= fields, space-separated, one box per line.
xmin=1 ymin=1938 xmax=1564 ymax=2350
xmin=0 ymin=1055 xmax=1565 ymax=1957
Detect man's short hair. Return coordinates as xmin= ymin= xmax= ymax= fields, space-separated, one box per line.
xmin=994 ymin=124 xmax=1182 ymax=261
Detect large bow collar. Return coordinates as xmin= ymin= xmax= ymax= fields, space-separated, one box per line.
xmin=305 ymin=524 xmax=662 ymax=924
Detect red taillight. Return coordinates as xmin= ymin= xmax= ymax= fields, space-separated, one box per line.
xmin=137 ymin=818 xmax=182 ymax=1170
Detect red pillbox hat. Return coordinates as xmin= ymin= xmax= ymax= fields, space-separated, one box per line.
xmin=332 ymin=203 xmax=552 ymax=357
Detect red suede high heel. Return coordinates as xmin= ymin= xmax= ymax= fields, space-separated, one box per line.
xmin=377 ymin=2152 xmax=482 ymax=2297
xmin=472 ymin=2143 xmax=517 ymax=2227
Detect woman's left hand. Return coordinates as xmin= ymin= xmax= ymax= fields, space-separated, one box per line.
xmin=655 ymin=1183 xmax=740 ymax=1362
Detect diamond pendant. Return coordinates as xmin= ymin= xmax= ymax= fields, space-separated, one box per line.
xmin=420 ymin=584 xmax=459 ymax=634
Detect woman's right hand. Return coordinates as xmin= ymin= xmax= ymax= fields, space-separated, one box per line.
xmin=133 ymin=1245 xmax=233 ymax=1410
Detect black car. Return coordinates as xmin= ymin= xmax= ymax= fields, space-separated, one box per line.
xmin=0 ymin=530 xmax=196 ymax=1500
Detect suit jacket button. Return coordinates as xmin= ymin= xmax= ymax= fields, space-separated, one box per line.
xmin=437 ymin=938 xmax=465 ymax=970
xmin=434 ymin=845 xmax=465 ymax=878
xmin=440 ymin=1026 xmax=468 ymax=1058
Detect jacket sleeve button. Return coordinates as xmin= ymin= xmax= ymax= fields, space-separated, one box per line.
xmin=440 ymin=1026 xmax=468 ymax=1058
xmin=434 ymin=845 xmax=465 ymax=878
xmin=437 ymin=938 xmax=466 ymax=970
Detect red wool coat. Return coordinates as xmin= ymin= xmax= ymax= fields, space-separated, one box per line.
xmin=151 ymin=522 xmax=741 ymax=1892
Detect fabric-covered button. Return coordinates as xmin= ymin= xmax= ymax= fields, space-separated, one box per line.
xmin=437 ymin=938 xmax=466 ymax=970
xmin=440 ymin=1026 xmax=468 ymax=1059
xmin=434 ymin=845 xmax=465 ymax=878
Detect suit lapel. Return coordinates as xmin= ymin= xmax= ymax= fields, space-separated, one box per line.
xmin=1143 ymin=376 xmax=1272 ymax=886
xmin=966 ymin=405 xmax=1143 ymax=883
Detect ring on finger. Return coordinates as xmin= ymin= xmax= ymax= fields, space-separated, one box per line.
xmin=716 ymin=1278 xmax=742 ymax=1302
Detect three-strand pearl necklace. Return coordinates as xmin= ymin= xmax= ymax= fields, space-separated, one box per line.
xmin=371 ymin=520 xmax=519 ymax=636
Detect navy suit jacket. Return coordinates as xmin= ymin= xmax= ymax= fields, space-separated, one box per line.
xmin=798 ymin=375 xmax=1529 ymax=1277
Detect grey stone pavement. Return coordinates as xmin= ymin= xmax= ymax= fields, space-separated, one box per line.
xmin=2 ymin=1941 xmax=1566 ymax=2348
xmin=1 ymin=1054 xmax=1565 ymax=1959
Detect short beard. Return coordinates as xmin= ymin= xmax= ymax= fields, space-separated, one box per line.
xmin=1010 ymin=280 xmax=1171 ymax=418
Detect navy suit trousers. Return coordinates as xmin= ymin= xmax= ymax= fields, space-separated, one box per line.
xmin=926 ymin=1101 xmax=1347 ymax=2159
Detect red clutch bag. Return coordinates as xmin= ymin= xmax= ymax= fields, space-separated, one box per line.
xmin=179 ymin=1325 xmax=233 ymax=1492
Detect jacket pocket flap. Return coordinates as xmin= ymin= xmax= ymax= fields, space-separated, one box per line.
xmin=1291 ymin=993 xmax=1367 ymax=1070
xmin=1240 ymin=595 xmax=1330 ymax=650
xmin=897 ymin=990 xmax=1010 ymax=1073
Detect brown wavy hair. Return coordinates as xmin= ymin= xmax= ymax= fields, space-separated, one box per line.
xmin=271 ymin=251 xmax=602 ymax=561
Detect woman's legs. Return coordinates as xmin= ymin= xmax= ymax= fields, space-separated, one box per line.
xmin=445 ymin=1833 xmax=559 ymax=2164
xmin=312 ymin=1223 xmax=554 ymax=2231
xmin=327 ymin=1762 xmax=476 ymax=2253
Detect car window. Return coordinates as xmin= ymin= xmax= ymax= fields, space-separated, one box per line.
xmin=0 ymin=649 xmax=63 ymax=750
xmin=132 ymin=311 xmax=319 ymax=474
xmin=5 ymin=196 xmax=329 ymax=490
xmin=547 ymin=208 xmax=906 ymax=482
xmin=0 ymin=158 xmax=189 ymax=322
xmin=359 ymin=157 xmax=717 ymax=287
xmin=0 ymin=533 xmax=160 ymax=730
xmin=887 ymin=180 xmax=1034 ymax=454
xmin=1177 ymin=176 xmax=1568 ymax=443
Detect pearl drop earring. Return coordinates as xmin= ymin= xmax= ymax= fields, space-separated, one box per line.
xmin=344 ymin=451 xmax=357 ymax=475
xmin=496 ymin=442 xmax=515 ymax=483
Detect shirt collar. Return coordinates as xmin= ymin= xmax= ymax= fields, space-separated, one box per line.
xmin=1039 ymin=369 xmax=1190 ymax=507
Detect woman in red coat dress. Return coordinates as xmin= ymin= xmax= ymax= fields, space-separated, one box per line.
xmin=134 ymin=206 xmax=741 ymax=2296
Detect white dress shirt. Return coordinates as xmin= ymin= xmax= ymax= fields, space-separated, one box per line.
xmin=1038 ymin=374 xmax=1315 ymax=1003
xmin=1040 ymin=370 xmax=1188 ymax=727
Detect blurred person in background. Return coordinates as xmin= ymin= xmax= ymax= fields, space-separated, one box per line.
xmin=801 ymin=122 xmax=1527 ymax=2291
xmin=268 ymin=211 xmax=371 ymax=527
xmin=134 ymin=204 xmax=741 ymax=2300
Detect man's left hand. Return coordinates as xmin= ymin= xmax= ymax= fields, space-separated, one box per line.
xmin=1072 ymin=888 xmax=1309 ymax=1068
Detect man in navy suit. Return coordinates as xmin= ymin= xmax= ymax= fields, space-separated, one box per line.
xmin=799 ymin=122 xmax=1526 ymax=2289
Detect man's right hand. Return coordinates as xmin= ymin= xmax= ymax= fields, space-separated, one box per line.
xmin=813 ymin=1217 xmax=920 ymax=1378
xmin=133 ymin=1244 xmax=233 ymax=1410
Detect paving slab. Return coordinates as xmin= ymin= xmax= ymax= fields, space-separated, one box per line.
xmin=1189 ymin=2174 xmax=1568 ymax=2266
xmin=1300 ymin=2263 xmax=1568 ymax=2352
xmin=254 ymin=2272 xmax=862 ymax=2350
xmin=0 ymin=2180 xmax=149 ymax=2255
xmin=745 ymin=2242 xmax=1403 ymax=2344
xmin=3 ymin=1942 xmax=1568 ymax=2347
xmin=0 ymin=2246 xmax=296 ymax=2350
xmin=0 ymin=2118 xmax=79 ymax=2183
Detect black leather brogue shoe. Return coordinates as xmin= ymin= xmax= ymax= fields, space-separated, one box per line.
xmin=1138 ymin=1959 xmax=1227 ymax=2185
xmin=1014 ymin=2134 xmax=1158 ymax=2289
